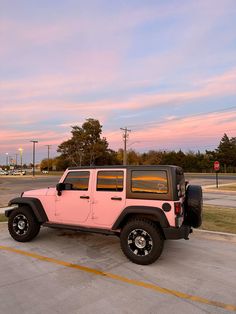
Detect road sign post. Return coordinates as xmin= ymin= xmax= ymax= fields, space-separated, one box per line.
xmin=214 ymin=161 xmax=220 ymax=188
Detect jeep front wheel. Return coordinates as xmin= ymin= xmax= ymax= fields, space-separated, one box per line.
xmin=120 ymin=218 xmax=164 ymax=265
xmin=8 ymin=207 xmax=40 ymax=242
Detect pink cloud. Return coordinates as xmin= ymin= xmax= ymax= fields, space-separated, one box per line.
xmin=1 ymin=109 xmax=235 ymax=161
xmin=2 ymin=67 xmax=236 ymax=114
xmin=0 ymin=5 xmax=180 ymax=51
xmin=106 ymin=110 xmax=236 ymax=151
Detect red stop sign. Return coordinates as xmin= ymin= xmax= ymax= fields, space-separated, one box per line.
xmin=214 ymin=161 xmax=220 ymax=171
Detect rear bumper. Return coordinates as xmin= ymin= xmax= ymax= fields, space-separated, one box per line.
xmin=163 ymin=225 xmax=191 ymax=240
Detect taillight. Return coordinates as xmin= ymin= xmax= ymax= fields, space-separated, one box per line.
xmin=174 ymin=202 xmax=182 ymax=215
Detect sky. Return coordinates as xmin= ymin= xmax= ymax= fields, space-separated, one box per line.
xmin=1 ymin=0 xmax=236 ymax=164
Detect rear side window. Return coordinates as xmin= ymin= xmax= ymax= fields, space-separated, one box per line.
xmin=131 ymin=170 xmax=168 ymax=194
xmin=63 ymin=171 xmax=90 ymax=190
xmin=97 ymin=171 xmax=124 ymax=191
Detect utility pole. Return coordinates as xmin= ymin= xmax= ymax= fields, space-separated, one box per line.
xmin=30 ymin=140 xmax=38 ymax=176
xmin=15 ymin=154 xmax=18 ymax=167
xmin=45 ymin=145 xmax=52 ymax=172
xmin=120 ymin=127 xmax=131 ymax=165
xmin=18 ymin=148 xmax=23 ymax=172
xmin=5 ymin=153 xmax=9 ymax=167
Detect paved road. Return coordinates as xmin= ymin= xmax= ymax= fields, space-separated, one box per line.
xmin=0 ymin=224 xmax=236 ymax=314
xmin=185 ymin=173 xmax=236 ymax=187
xmin=0 ymin=176 xmax=60 ymax=207
xmin=204 ymin=191 xmax=236 ymax=207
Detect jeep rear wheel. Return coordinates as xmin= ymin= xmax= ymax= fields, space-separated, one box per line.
xmin=120 ymin=218 xmax=164 ymax=265
xmin=8 ymin=207 xmax=40 ymax=242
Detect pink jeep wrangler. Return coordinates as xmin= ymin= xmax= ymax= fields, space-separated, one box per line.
xmin=5 ymin=166 xmax=202 ymax=265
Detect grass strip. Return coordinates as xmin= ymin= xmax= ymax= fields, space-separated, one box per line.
xmin=217 ymin=185 xmax=236 ymax=191
xmin=201 ymin=205 xmax=236 ymax=234
xmin=0 ymin=213 xmax=7 ymax=222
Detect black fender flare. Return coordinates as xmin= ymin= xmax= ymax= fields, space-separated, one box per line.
xmin=112 ymin=206 xmax=170 ymax=230
xmin=7 ymin=197 xmax=48 ymax=223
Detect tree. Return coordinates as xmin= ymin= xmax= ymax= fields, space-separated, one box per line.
xmin=40 ymin=158 xmax=54 ymax=171
xmin=141 ymin=150 xmax=162 ymax=165
xmin=127 ymin=149 xmax=140 ymax=165
xmin=216 ymin=134 xmax=236 ymax=167
xmin=57 ymin=118 xmax=117 ymax=166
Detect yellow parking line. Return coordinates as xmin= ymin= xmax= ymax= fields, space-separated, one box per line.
xmin=0 ymin=245 xmax=236 ymax=312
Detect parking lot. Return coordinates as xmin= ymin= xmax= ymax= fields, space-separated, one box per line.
xmin=1 ymin=223 xmax=236 ymax=314
xmin=0 ymin=174 xmax=236 ymax=313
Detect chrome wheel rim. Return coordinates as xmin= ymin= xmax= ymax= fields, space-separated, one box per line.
xmin=13 ymin=214 xmax=29 ymax=235
xmin=128 ymin=229 xmax=153 ymax=256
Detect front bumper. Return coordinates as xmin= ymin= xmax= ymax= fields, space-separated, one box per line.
xmin=163 ymin=225 xmax=192 ymax=240
xmin=4 ymin=205 xmax=18 ymax=217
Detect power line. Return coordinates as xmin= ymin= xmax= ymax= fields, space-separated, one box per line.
xmin=120 ymin=127 xmax=131 ymax=165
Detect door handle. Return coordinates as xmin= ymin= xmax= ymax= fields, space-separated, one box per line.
xmin=80 ymin=196 xmax=90 ymax=199
xmin=111 ymin=197 xmax=122 ymax=201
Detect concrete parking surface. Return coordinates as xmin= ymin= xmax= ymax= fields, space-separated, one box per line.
xmin=1 ymin=174 xmax=236 ymax=313
xmin=0 ymin=223 xmax=236 ymax=314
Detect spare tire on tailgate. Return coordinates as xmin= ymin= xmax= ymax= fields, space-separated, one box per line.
xmin=184 ymin=185 xmax=203 ymax=228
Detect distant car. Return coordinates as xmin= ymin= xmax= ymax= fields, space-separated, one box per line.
xmin=42 ymin=170 xmax=49 ymax=174
xmin=0 ymin=170 xmax=8 ymax=175
xmin=11 ymin=170 xmax=26 ymax=176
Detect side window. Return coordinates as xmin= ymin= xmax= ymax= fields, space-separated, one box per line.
xmin=131 ymin=170 xmax=168 ymax=194
xmin=97 ymin=171 xmax=124 ymax=192
xmin=63 ymin=171 xmax=90 ymax=190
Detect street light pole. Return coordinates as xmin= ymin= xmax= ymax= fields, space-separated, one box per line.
xmin=30 ymin=140 xmax=38 ymax=176
xmin=5 ymin=153 xmax=9 ymax=167
xmin=15 ymin=154 xmax=18 ymax=167
xmin=18 ymin=148 xmax=23 ymax=172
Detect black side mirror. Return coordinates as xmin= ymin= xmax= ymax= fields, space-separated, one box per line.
xmin=56 ymin=183 xmax=73 ymax=196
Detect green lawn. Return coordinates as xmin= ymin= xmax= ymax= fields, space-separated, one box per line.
xmin=201 ymin=205 xmax=236 ymax=234
xmin=217 ymin=184 xmax=236 ymax=191
xmin=0 ymin=214 xmax=7 ymax=222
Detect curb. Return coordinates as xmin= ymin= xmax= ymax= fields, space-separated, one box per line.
xmin=195 ymin=228 xmax=236 ymax=237
xmin=203 ymin=189 xmax=236 ymax=195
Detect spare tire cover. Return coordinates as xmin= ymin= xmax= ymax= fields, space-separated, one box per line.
xmin=184 ymin=185 xmax=203 ymax=228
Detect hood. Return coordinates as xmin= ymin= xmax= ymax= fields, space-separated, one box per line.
xmin=23 ymin=188 xmax=50 ymax=196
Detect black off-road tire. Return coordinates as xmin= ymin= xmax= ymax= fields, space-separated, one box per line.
xmin=8 ymin=206 xmax=41 ymax=242
xmin=184 ymin=185 xmax=203 ymax=228
xmin=120 ymin=218 xmax=164 ymax=265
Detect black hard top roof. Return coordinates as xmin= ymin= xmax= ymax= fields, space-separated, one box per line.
xmin=67 ymin=165 xmax=182 ymax=170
